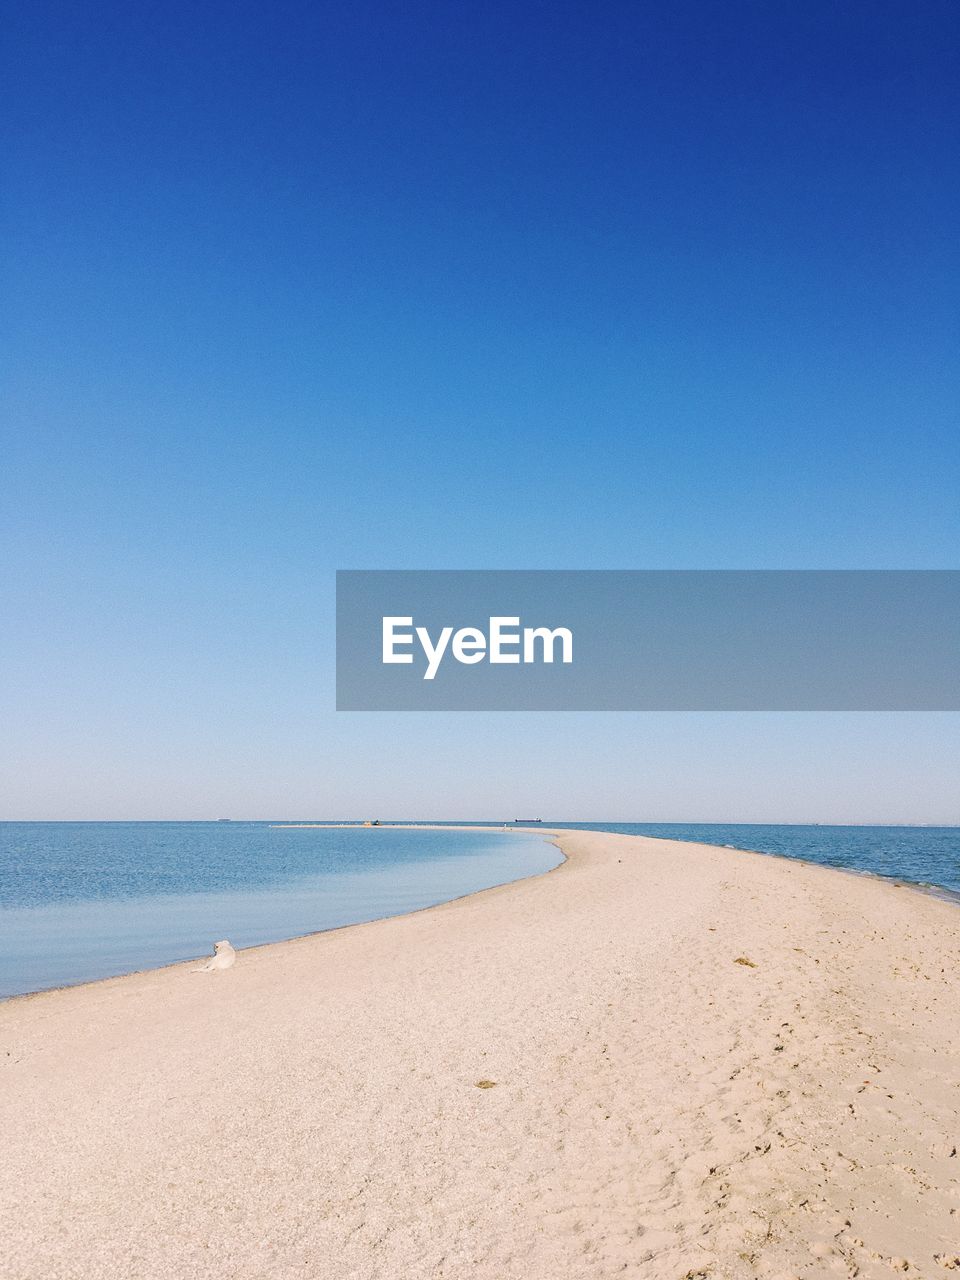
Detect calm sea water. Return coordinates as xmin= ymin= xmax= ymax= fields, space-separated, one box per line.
xmin=558 ymin=823 xmax=960 ymax=895
xmin=0 ymin=824 xmax=558 ymax=999
xmin=432 ymin=822 xmax=960 ymax=896
xmin=2 ymin=822 xmax=957 ymax=1000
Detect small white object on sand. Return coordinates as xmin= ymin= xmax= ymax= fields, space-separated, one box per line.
xmin=193 ymin=940 xmax=236 ymax=972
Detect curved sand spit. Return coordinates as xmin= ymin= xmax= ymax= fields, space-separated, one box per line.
xmin=1 ymin=829 xmax=958 ymax=1279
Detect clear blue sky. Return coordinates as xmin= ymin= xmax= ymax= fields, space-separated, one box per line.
xmin=2 ymin=1 xmax=958 ymax=820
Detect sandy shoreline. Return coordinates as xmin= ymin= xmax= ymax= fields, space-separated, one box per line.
xmin=2 ymin=830 xmax=958 ymax=1278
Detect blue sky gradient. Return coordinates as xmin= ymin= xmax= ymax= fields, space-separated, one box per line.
xmin=2 ymin=1 xmax=958 ymax=819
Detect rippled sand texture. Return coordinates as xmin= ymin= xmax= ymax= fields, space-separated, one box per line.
xmin=2 ymin=829 xmax=958 ymax=1279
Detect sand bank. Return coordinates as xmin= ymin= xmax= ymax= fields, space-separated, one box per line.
xmin=1 ymin=829 xmax=958 ymax=1279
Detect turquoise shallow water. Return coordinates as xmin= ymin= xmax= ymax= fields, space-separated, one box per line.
xmin=0 ymin=824 xmax=558 ymax=999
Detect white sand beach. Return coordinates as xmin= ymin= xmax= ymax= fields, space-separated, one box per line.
xmin=1 ymin=829 xmax=958 ymax=1279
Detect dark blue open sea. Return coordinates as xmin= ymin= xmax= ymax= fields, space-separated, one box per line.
xmin=1 ymin=821 xmax=957 ymax=999
xmin=545 ymin=823 xmax=960 ymax=896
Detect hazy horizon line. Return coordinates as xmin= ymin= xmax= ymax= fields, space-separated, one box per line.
xmin=2 ymin=817 xmax=958 ymax=828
